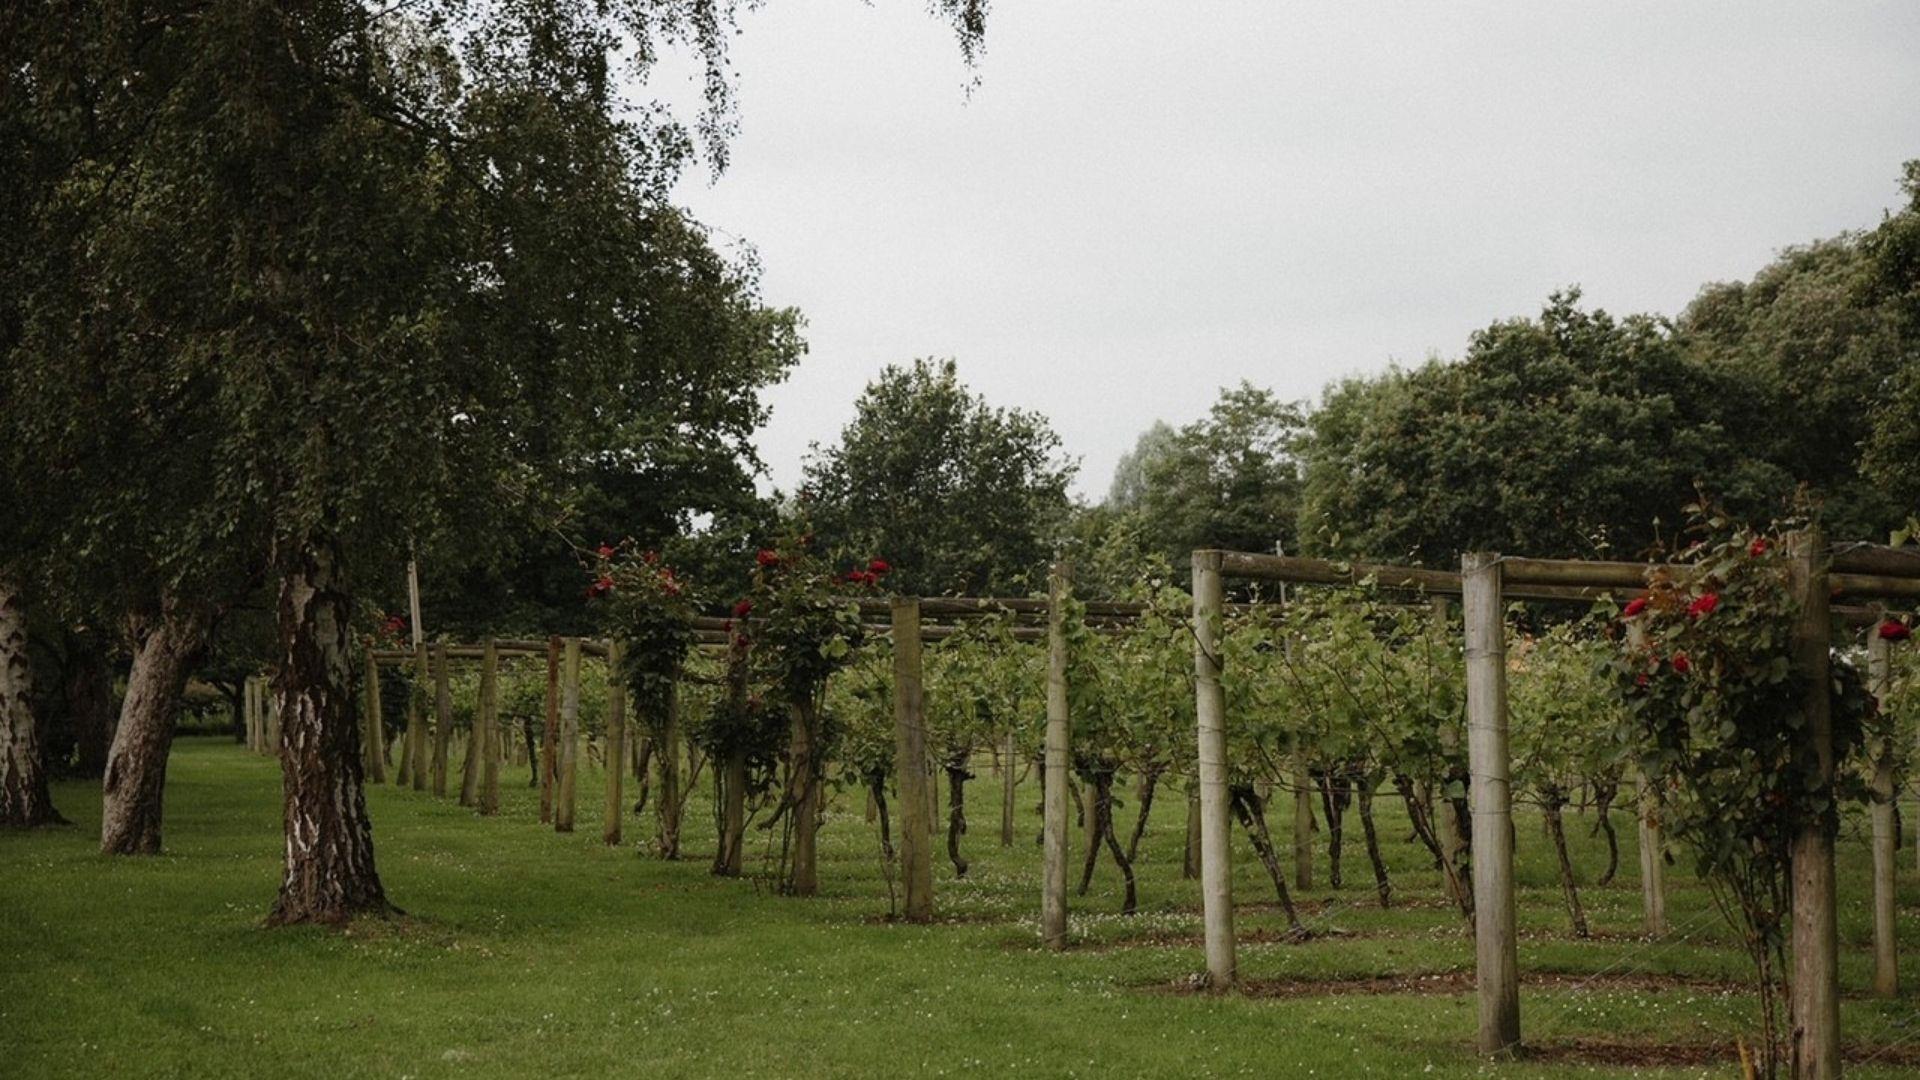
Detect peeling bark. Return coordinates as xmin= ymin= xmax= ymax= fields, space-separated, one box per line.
xmin=100 ymin=602 xmax=210 ymax=854
xmin=265 ymin=535 xmax=391 ymax=926
xmin=0 ymin=581 xmax=64 ymax=827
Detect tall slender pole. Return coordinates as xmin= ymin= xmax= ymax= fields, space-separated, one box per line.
xmin=363 ymin=649 xmax=386 ymax=783
xmin=540 ymin=636 xmax=559 ymax=823
xmin=478 ymin=639 xmax=500 ymax=816
xmin=1788 ymin=529 xmax=1838 ymax=1080
xmin=1192 ymin=550 xmax=1236 ymax=987
xmin=893 ymin=597 xmax=933 ymax=921
xmin=409 ymin=642 xmax=429 ymax=792
xmin=603 ymin=639 xmax=627 ymax=845
xmin=1462 ymin=552 xmax=1519 ymax=1057
xmin=555 ymin=637 xmax=580 ymax=833
xmin=1622 ymin=618 xmax=1668 ymax=936
xmin=1041 ymin=561 xmax=1071 ymax=950
xmin=430 ymin=642 xmax=452 ymax=797
xmin=1868 ymin=625 xmax=1898 ymax=997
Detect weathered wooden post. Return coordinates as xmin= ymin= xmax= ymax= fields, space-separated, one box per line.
xmin=603 ymin=639 xmax=627 ymax=846
xmin=1462 ymin=552 xmax=1519 ymax=1057
xmin=1192 ymin=550 xmax=1236 ymax=987
xmin=893 ymin=597 xmax=934 ymax=921
xmin=540 ymin=636 xmax=559 ymax=823
xmin=408 ymin=642 xmax=429 ymax=792
xmin=1000 ymin=729 xmax=1017 ymax=847
xmin=265 ymin=682 xmax=281 ymax=755
xmin=478 ymin=639 xmax=500 ymax=816
xmin=1041 ymin=561 xmax=1072 ymax=950
xmin=1621 ymin=607 xmax=1668 ymax=934
xmin=364 ymin=649 xmax=387 ymax=783
xmin=431 ymin=643 xmax=452 ymax=797
xmin=1635 ymin=771 xmax=1668 ymax=935
xmin=1786 ymin=530 xmax=1839 ymax=1080
xmin=1868 ymin=623 xmax=1898 ymax=997
xmin=555 ymin=637 xmax=581 ymax=832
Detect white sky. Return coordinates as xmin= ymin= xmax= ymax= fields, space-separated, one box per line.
xmin=652 ymin=1 xmax=1920 ymax=501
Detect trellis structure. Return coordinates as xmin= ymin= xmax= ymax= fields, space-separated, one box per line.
xmin=1191 ymin=536 xmax=1920 ymax=1072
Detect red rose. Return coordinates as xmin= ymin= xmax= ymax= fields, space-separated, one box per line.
xmin=1880 ymin=619 xmax=1912 ymax=643
xmin=868 ymin=558 xmax=891 ymax=576
xmin=1622 ymin=596 xmax=1648 ymax=618
xmin=1747 ymin=538 xmax=1768 ymax=557
xmin=1687 ymin=593 xmax=1719 ymax=619
xmin=843 ymin=569 xmax=874 ymax=586
xmin=596 ymin=544 xmax=616 ymax=560
xmin=756 ymin=549 xmax=781 ymax=568
xmin=1634 ymin=673 xmax=1649 ymax=689
xmin=1670 ymin=652 xmax=1691 ymax=675
xmin=733 ymin=599 xmax=753 ymax=618
xmin=642 ymin=550 xmax=660 ymax=566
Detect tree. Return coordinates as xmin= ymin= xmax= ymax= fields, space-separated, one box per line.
xmin=1297 ymin=291 xmax=1792 ymax=564
xmin=803 ymin=359 xmax=1076 ymax=596
xmin=1 ymin=0 xmax=983 ymax=921
xmin=1107 ymin=383 xmax=1305 ymax=576
xmin=1861 ymin=160 xmax=1920 ymax=516
xmin=1679 ymin=235 xmax=1908 ymax=540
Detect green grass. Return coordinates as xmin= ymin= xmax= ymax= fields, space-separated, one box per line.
xmin=3 ymin=738 xmax=1917 ymax=1078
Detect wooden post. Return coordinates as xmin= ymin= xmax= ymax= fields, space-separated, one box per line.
xmin=431 ymin=643 xmax=452 ymax=797
xmin=540 ymin=636 xmax=559 ymax=823
xmin=1000 ymin=729 xmax=1017 ymax=847
xmin=265 ymin=684 xmax=281 ymax=755
xmin=1783 ymin=530 xmax=1841 ymax=1080
xmin=1192 ymin=550 xmax=1236 ymax=987
xmin=1636 ymin=770 xmax=1668 ymax=935
xmin=478 ymin=639 xmax=500 ymax=816
xmin=364 ymin=649 xmax=387 ymax=783
xmin=243 ymin=677 xmax=257 ymax=753
xmin=603 ymin=640 xmax=626 ymax=846
xmin=555 ymin=637 xmax=580 ymax=833
xmin=1462 ymin=552 xmax=1519 ymax=1057
xmin=1041 ymin=561 xmax=1071 ymax=950
xmin=409 ymin=642 xmax=429 ymax=792
xmin=1869 ymin=625 xmax=1898 ymax=997
xmin=893 ymin=597 xmax=934 ymax=921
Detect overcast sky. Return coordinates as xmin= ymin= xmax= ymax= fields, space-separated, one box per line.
xmin=654 ymin=1 xmax=1920 ymax=502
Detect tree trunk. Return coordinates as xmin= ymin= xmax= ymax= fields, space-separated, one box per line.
xmin=1229 ymin=785 xmax=1304 ymax=935
xmin=1094 ymin=770 xmax=1136 ymax=915
xmin=1542 ymin=792 xmax=1589 ymax=939
xmin=1317 ymin=767 xmax=1352 ymax=889
xmin=1591 ymin=780 xmax=1619 ymax=886
xmin=66 ymin=636 xmax=118 ymax=778
xmin=1355 ymin=777 xmax=1391 ymax=908
xmin=0 ymin=580 xmax=64 ymax=827
xmin=945 ymin=753 xmax=971 ymax=878
xmin=265 ymin=535 xmax=391 ymax=926
xmin=1077 ymin=772 xmax=1104 ymax=896
xmin=100 ymin=605 xmax=210 ymax=854
xmin=713 ymin=749 xmax=747 ymax=877
xmin=1125 ymin=764 xmax=1162 ymax=866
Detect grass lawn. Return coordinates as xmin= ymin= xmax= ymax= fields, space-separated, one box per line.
xmin=3 ymin=736 xmax=1918 ymax=1078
